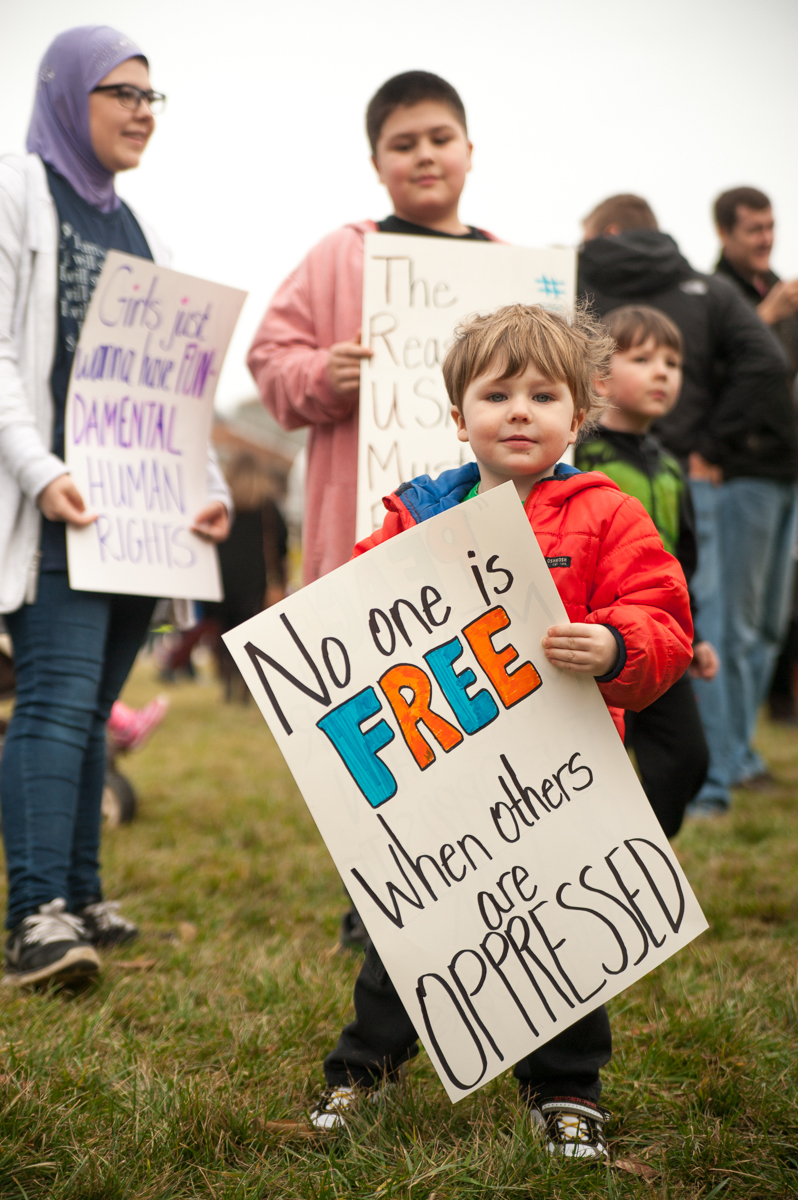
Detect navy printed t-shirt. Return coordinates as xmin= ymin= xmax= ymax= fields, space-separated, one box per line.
xmin=41 ymin=164 xmax=153 ymax=571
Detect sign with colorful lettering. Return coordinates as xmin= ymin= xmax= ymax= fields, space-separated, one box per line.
xmin=65 ymin=252 xmax=246 ymax=599
xmin=356 ymin=233 xmax=576 ymax=540
xmin=223 ymin=484 xmax=707 ymax=1102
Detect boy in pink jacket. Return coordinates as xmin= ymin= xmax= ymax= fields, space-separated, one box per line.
xmin=247 ymin=71 xmax=499 ymax=586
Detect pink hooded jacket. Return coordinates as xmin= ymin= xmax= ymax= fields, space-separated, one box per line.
xmin=247 ymin=220 xmax=498 ymax=584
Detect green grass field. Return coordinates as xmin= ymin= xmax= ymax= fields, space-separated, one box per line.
xmin=0 ymin=657 xmax=796 ymax=1198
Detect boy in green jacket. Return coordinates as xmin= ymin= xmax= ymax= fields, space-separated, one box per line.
xmin=576 ymin=304 xmax=717 ymax=835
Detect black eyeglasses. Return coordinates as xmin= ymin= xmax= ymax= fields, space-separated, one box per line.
xmin=91 ymin=84 xmax=166 ymax=115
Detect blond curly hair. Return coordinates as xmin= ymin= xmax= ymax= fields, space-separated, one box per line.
xmin=442 ymin=303 xmax=613 ymax=430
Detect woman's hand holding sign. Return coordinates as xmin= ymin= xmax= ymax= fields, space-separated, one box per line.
xmin=542 ymin=623 xmax=619 ymax=676
xmin=191 ymin=501 xmax=230 ymax=543
xmin=37 ymin=474 xmax=97 ymax=527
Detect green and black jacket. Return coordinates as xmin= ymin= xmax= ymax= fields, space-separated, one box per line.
xmin=575 ymin=427 xmax=697 ymax=587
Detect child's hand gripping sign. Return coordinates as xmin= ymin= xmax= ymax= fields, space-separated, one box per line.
xmin=223 ymin=484 xmax=707 ymax=1102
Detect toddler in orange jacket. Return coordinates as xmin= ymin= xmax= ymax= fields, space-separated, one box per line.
xmin=307 ymin=303 xmax=693 ymax=1162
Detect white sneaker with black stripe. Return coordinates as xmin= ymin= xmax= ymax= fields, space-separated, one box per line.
xmin=309 ymin=1084 xmax=360 ymax=1130
xmin=533 ymin=1098 xmax=610 ymax=1162
xmin=4 ymin=899 xmax=100 ymax=987
xmin=309 ymin=1070 xmax=404 ymax=1131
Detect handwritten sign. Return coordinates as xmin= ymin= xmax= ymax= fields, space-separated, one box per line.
xmin=357 ymin=234 xmax=576 ymax=540
xmin=65 ymin=252 xmax=246 ymax=599
xmin=224 ymin=484 xmax=706 ymax=1102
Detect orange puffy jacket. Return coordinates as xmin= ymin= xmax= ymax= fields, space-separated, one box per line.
xmin=353 ymin=463 xmax=694 ymax=738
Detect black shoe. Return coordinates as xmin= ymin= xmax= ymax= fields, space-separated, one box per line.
xmin=736 ymin=770 xmax=778 ymax=792
xmin=768 ymin=695 xmax=798 ymax=724
xmin=75 ymin=900 xmax=138 ymax=947
xmin=339 ymin=906 xmax=368 ymax=951
xmin=4 ymin=899 xmax=100 ymax=987
xmin=531 ymin=1099 xmax=610 ymax=1163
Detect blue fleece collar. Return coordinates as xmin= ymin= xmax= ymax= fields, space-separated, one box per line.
xmin=394 ymin=461 xmax=581 ymax=524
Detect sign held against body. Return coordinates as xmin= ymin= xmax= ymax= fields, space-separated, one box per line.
xmin=357 ymin=233 xmax=576 ymax=540
xmin=65 ymin=252 xmax=247 ymax=599
xmin=224 ymin=484 xmax=707 ymax=1102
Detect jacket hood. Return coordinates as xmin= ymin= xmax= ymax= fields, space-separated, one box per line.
xmin=388 ymin=462 xmax=620 ymax=524
xmin=579 ymin=230 xmax=694 ymax=297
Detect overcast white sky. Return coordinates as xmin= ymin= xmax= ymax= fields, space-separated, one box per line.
xmin=3 ymin=0 xmax=798 ymax=412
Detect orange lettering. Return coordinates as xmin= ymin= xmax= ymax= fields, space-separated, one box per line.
xmin=379 ymin=663 xmax=463 ymax=769
xmin=462 ymin=607 xmax=541 ymax=708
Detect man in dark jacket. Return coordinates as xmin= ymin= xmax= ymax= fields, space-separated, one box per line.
xmin=714 ymin=186 xmax=798 ymax=376
xmin=579 ymin=194 xmax=798 ymax=815
xmin=714 ymin=186 xmax=798 ymax=725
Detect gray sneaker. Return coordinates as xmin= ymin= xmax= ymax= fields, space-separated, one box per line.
xmin=4 ymin=899 xmax=100 ymax=987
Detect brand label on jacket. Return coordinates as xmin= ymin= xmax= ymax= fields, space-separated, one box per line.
xmin=545 ymin=555 xmax=571 ymax=569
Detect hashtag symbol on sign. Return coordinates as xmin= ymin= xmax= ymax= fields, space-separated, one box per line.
xmin=535 ymin=276 xmax=566 ymax=298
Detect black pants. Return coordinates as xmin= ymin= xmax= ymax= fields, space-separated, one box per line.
xmin=624 ymin=671 xmax=709 ymax=838
xmin=324 ymin=940 xmax=612 ymax=1104
xmin=770 ymin=613 xmax=798 ymax=711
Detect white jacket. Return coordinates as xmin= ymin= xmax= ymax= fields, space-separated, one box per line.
xmin=0 ymin=153 xmax=230 ymax=614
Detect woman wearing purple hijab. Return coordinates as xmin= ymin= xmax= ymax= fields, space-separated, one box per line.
xmin=0 ymin=27 xmax=231 ymax=987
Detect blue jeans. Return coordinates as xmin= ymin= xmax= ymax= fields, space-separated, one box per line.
xmin=690 ymin=479 xmax=798 ymax=808
xmin=0 ymin=573 xmax=154 ymax=929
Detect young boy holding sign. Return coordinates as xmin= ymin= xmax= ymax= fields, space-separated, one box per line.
xmin=247 ymin=71 xmax=497 ymax=587
xmin=308 ymin=304 xmax=693 ymax=1161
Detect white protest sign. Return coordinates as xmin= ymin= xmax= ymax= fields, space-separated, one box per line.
xmin=224 ymin=484 xmax=707 ymax=1102
xmin=65 ymin=252 xmax=246 ymax=599
xmin=357 ymin=233 xmax=576 ymax=540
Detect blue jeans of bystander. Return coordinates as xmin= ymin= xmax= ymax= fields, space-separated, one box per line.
xmin=719 ymin=479 xmax=798 ymax=783
xmin=689 ymin=479 xmax=798 ymax=811
xmin=0 ymin=572 xmax=154 ymax=929
xmin=688 ymin=481 xmax=732 ymax=808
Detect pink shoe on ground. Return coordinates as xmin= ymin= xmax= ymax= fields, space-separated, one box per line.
xmin=107 ymin=696 xmax=169 ymax=752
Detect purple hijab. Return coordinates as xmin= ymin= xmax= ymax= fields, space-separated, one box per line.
xmin=26 ymin=26 xmax=147 ymax=213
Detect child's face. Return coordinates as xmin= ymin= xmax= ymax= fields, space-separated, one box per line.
xmin=602 ymin=337 xmax=682 ymax=434
xmin=372 ymin=101 xmax=472 ymax=227
xmin=453 ymin=362 xmax=583 ymax=500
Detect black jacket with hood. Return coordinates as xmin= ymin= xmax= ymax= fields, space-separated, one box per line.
xmin=578 ymin=231 xmax=798 ymax=482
